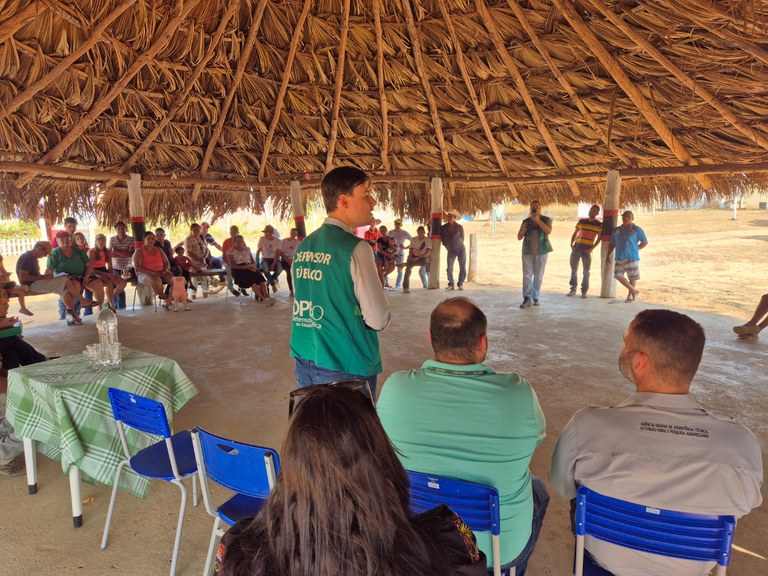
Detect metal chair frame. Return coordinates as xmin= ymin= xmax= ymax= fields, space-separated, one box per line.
xmin=191 ymin=427 xmax=280 ymax=576
xmin=101 ymin=388 xmax=198 ymax=576
xmin=575 ymin=486 xmax=736 ymax=576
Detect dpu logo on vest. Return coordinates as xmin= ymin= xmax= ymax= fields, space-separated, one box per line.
xmin=293 ymin=300 xmax=324 ymax=328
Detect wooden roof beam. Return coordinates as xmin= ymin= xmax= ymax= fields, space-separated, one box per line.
xmin=192 ymin=0 xmax=269 ymax=202
xmin=257 ymin=0 xmax=313 ymax=184
xmin=0 ymin=0 xmax=138 ymax=123
xmin=3 ymin=160 xmax=767 ymax=190
xmin=13 ymin=0 xmax=202 ymax=190
xmin=401 ymin=0 xmax=454 ymax=184
xmin=372 ymin=0 xmax=392 ymax=174
xmin=505 ymin=0 xmax=634 ymax=167
xmin=586 ymin=0 xmax=768 ymax=152
xmin=323 ymin=0 xmax=352 ymax=172
xmin=551 ymin=0 xmax=713 ymax=190
xmin=0 ymin=1 xmax=47 ymax=44
xmin=102 ymin=1 xmax=240 ymax=191
xmin=438 ymin=0 xmax=518 ymax=198
xmin=476 ymin=0 xmax=581 ymax=198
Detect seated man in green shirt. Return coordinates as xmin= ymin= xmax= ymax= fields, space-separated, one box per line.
xmin=377 ymin=297 xmax=548 ymax=575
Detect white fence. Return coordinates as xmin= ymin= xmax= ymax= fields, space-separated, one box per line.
xmin=0 ymin=237 xmax=39 ymax=256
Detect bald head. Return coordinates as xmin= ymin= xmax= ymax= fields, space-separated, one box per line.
xmin=430 ymin=297 xmax=488 ymax=364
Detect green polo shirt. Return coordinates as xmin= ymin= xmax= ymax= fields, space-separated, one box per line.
xmin=377 ymin=360 xmax=546 ymax=564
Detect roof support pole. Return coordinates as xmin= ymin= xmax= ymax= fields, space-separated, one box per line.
xmin=429 ymin=177 xmax=443 ymax=289
xmin=127 ymin=173 xmax=146 ymax=252
xmin=290 ymin=181 xmax=307 ymax=240
xmin=600 ymin=170 xmax=620 ymax=299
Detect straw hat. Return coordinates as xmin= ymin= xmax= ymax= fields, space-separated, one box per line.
xmin=445 ymin=209 xmax=461 ymax=219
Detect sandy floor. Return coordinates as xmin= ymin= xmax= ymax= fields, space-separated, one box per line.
xmin=1 ymin=207 xmax=766 ymax=575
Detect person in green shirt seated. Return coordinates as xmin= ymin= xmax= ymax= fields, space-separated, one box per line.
xmin=378 ymin=297 xmax=549 ymax=575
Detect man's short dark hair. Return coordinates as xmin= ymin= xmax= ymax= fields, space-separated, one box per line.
xmin=430 ymin=297 xmax=487 ymax=362
xmin=155 ymin=228 xmax=165 ymax=234
xmin=320 ymin=166 xmax=369 ymax=213
xmin=630 ymin=309 xmax=705 ymax=384
xmin=115 ymin=221 xmax=126 ymax=228
xmin=64 ymin=217 xmax=77 ymax=226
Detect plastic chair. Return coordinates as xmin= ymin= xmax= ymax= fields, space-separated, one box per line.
xmin=191 ymin=427 xmax=280 ymax=576
xmin=407 ymin=470 xmax=512 ymax=576
xmin=575 ymin=486 xmax=736 ymax=576
xmin=101 ymin=388 xmax=198 ymax=576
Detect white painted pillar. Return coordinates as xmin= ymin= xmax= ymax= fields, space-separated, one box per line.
xmin=290 ymin=181 xmax=307 ymax=239
xmin=600 ymin=170 xmax=621 ymax=298
xmin=428 ymin=177 xmax=443 ymax=289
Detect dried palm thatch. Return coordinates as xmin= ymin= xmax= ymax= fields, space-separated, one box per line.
xmin=1 ymin=0 xmax=767 ymax=223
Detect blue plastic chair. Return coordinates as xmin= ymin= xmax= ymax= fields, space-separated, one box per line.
xmin=101 ymin=388 xmax=198 ymax=576
xmin=575 ymin=486 xmax=736 ymax=576
xmin=407 ymin=470 xmax=512 ymax=576
xmin=191 ymin=427 xmax=280 ymax=576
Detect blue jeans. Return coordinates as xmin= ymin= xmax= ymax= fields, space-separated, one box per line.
xmin=447 ymin=248 xmax=466 ymax=287
xmin=260 ymin=259 xmax=283 ymax=286
xmin=294 ymin=358 xmax=378 ymax=397
xmin=492 ymin=477 xmax=550 ymax=576
xmin=402 ymin=258 xmax=429 ymax=290
xmin=522 ymin=254 xmax=548 ymax=301
xmin=112 ymin=269 xmax=128 ymax=309
xmin=569 ymin=248 xmax=592 ymax=294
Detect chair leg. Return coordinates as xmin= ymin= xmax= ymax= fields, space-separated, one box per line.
xmin=101 ymin=459 xmax=128 ymax=549
xmin=192 ymin=473 xmax=198 ymax=507
xmin=203 ymin=516 xmax=224 ymax=576
xmin=131 ymin=286 xmax=137 ymax=311
xmin=169 ymin=479 xmax=188 ymax=576
xmin=574 ymin=534 xmax=585 ymax=576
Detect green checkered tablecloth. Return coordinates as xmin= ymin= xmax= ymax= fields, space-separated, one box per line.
xmin=5 ymin=348 xmax=199 ymax=498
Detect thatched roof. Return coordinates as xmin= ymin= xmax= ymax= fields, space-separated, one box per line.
xmin=1 ymin=0 xmax=767 ymax=222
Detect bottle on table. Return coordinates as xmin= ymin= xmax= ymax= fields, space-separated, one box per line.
xmin=96 ymin=304 xmax=120 ymax=367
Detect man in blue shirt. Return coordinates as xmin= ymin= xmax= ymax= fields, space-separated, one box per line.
xmin=606 ymin=211 xmax=648 ymax=303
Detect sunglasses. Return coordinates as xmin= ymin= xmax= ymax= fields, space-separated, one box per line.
xmin=288 ymin=380 xmax=373 ymax=417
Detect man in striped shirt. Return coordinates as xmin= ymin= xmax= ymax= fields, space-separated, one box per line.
xmin=568 ymin=204 xmax=601 ymax=298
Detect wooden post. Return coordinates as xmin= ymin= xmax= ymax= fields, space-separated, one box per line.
xmin=428 ymin=177 xmax=443 ymax=289
xmin=290 ymin=180 xmax=307 ymax=239
xmin=128 ymin=173 xmax=151 ymax=304
xmin=600 ymin=170 xmax=621 ymax=298
xmin=468 ymin=234 xmax=477 ymax=282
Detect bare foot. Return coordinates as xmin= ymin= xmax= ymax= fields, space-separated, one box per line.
xmin=18 ymin=308 xmax=33 ymax=316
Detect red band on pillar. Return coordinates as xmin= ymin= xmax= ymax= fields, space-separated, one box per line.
xmin=294 ymin=215 xmax=305 ymax=223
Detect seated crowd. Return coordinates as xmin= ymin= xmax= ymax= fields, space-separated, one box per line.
xmin=6 ymin=218 xmax=300 ymax=319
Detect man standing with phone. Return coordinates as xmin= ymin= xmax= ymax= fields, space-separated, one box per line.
xmin=518 ymin=200 xmax=553 ymax=308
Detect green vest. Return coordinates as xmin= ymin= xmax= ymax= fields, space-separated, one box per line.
xmin=290 ymin=223 xmax=382 ymax=376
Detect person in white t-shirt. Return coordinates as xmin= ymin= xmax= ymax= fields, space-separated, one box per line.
xmin=257 ymin=225 xmax=283 ymax=292
xmin=280 ymin=228 xmax=301 ymax=296
xmin=388 ymin=219 xmax=412 ymax=289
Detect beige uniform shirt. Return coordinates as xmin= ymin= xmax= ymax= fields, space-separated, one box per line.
xmin=549 ymin=392 xmax=763 ymax=576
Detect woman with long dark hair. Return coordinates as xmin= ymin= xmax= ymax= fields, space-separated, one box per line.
xmin=216 ymin=386 xmax=486 ymax=576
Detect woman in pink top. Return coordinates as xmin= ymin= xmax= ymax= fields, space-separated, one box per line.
xmin=133 ymin=231 xmax=172 ymax=306
xmin=88 ymin=234 xmax=127 ymax=311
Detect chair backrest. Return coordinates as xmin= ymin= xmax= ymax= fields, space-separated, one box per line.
xmin=407 ymin=470 xmax=500 ymax=534
xmin=407 ymin=470 xmax=503 ymax=576
xmin=108 ymin=387 xmax=171 ymax=438
xmin=192 ymin=427 xmax=280 ymax=499
xmin=576 ymin=486 xmax=736 ymax=570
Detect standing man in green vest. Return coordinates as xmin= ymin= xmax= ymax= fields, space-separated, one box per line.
xmin=290 ymin=166 xmax=391 ymax=394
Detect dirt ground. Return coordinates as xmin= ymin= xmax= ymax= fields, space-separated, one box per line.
xmin=1 ymin=207 xmax=766 ymax=575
